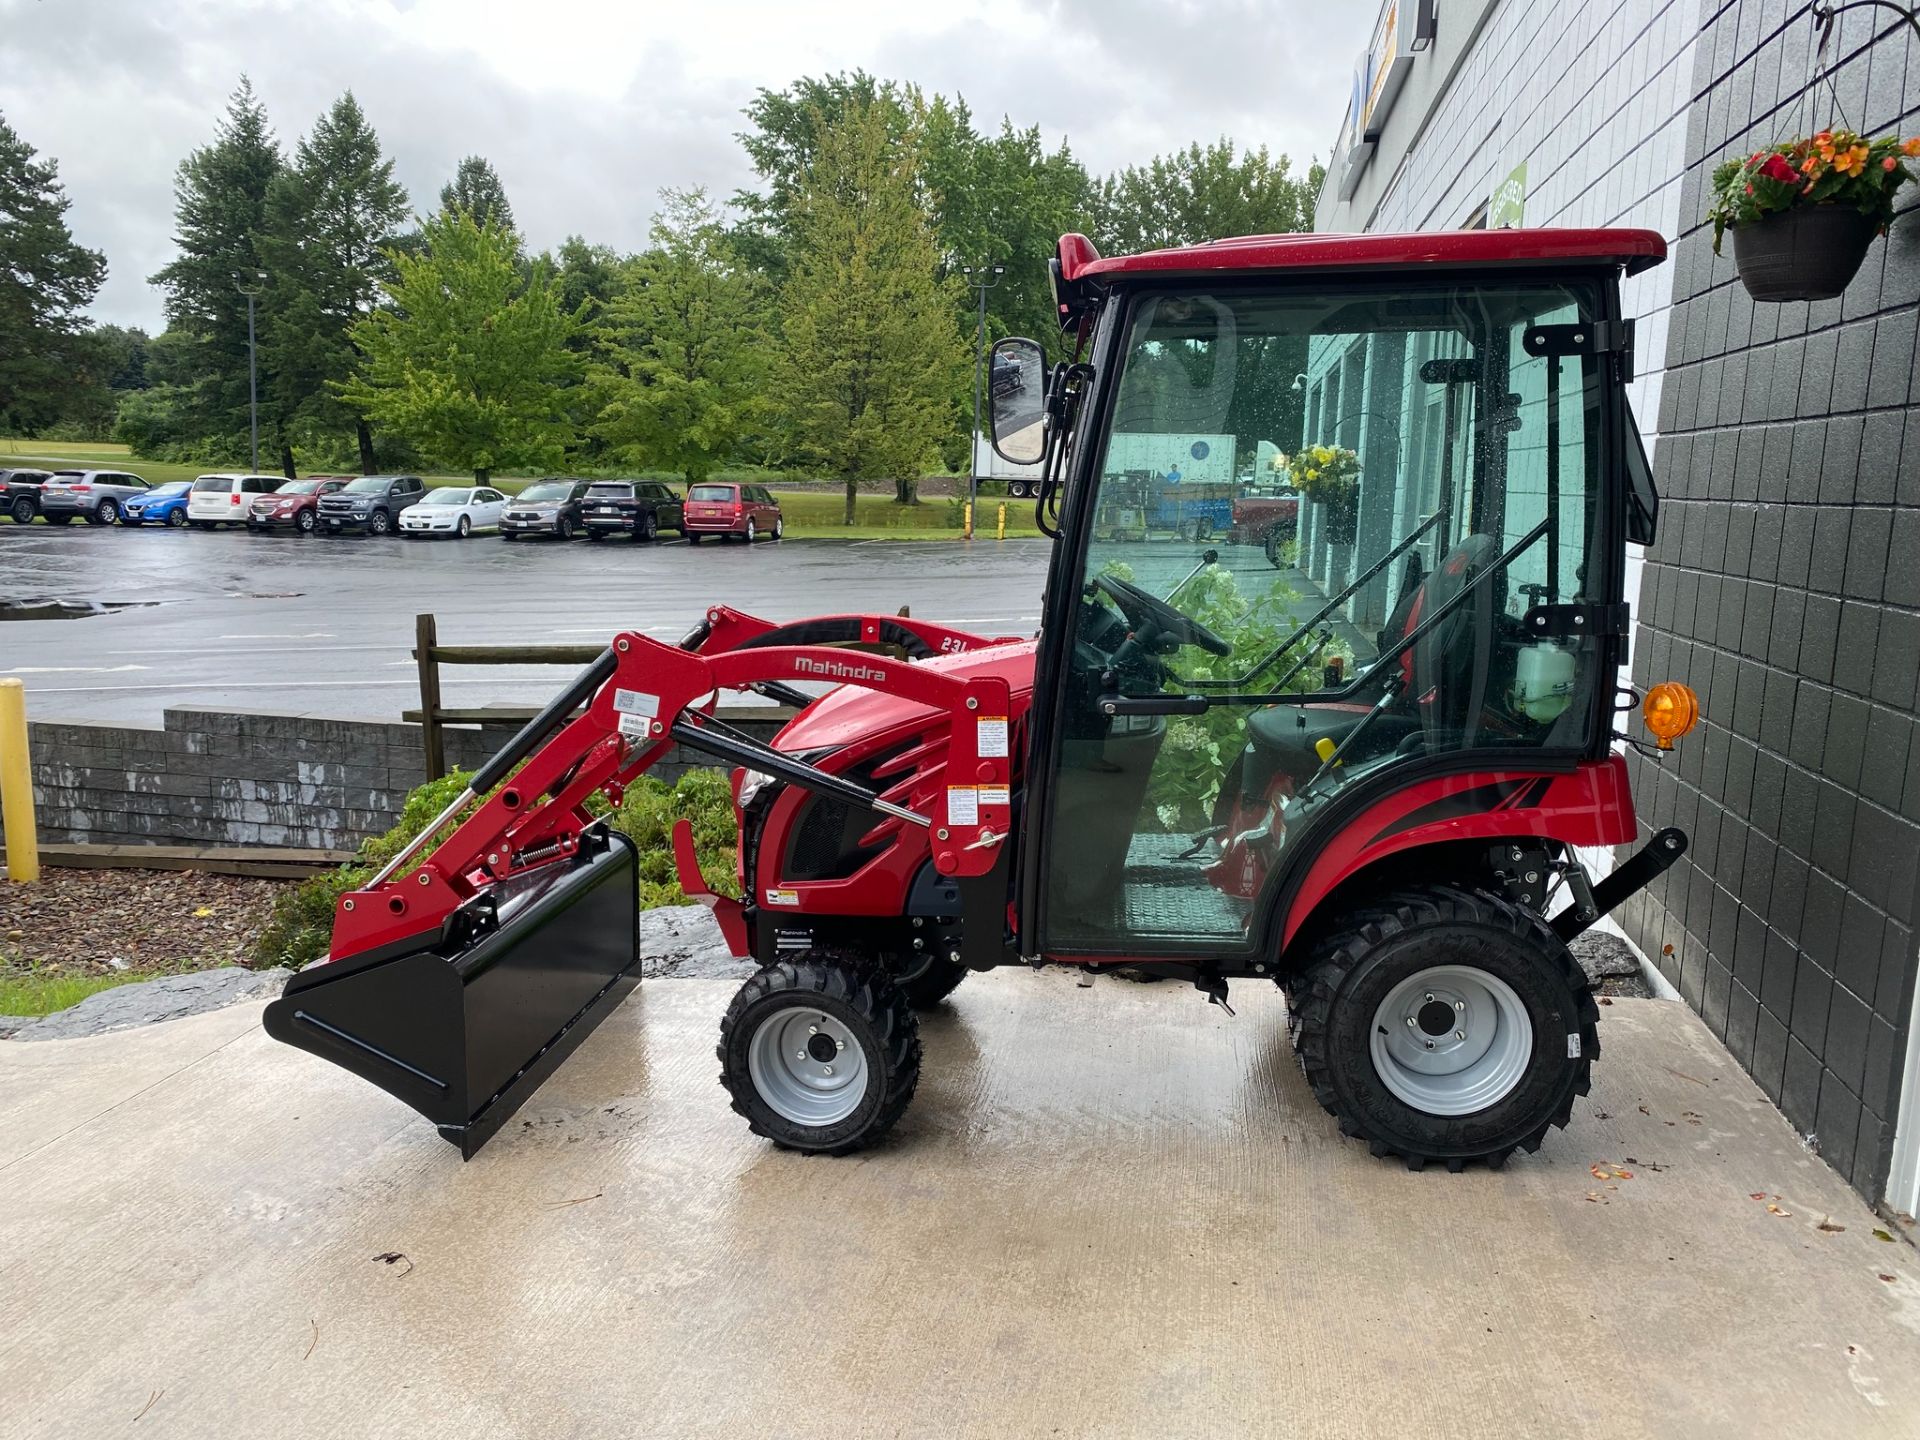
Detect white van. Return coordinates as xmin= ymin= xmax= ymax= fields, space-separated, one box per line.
xmin=188 ymin=474 xmax=284 ymax=528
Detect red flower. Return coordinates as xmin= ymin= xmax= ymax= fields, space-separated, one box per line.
xmin=1758 ymin=153 xmax=1798 ymax=184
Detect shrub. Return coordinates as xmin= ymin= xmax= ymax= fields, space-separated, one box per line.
xmin=251 ymin=767 xmax=740 ymax=969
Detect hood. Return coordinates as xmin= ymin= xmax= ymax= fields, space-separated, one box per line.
xmin=772 ymin=638 xmax=1038 ymax=753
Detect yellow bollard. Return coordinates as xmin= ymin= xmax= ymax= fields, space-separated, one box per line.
xmin=997 ymin=503 xmax=1006 ymax=540
xmin=0 ymin=678 xmax=38 ymax=883
xmin=963 ymin=500 xmax=973 ymax=539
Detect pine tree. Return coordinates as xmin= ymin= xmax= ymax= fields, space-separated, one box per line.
xmin=439 ymin=155 xmax=515 ymax=233
xmin=337 ymin=212 xmax=581 ymax=482
xmin=591 ymin=189 xmax=768 ymax=482
xmin=772 ymin=102 xmax=965 ymax=521
xmin=0 ymin=113 xmax=108 ymax=433
xmin=148 ymin=77 xmax=283 ymax=453
xmin=260 ymin=92 xmax=409 ymax=472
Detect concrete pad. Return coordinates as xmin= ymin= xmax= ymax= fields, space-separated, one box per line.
xmin=2 ymin=974 xmax=1917 ymax=1439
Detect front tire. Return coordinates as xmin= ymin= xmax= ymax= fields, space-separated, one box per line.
xmin=718 ymin=956 xmax=920 ymax=1154
xmin=556 ymin=515 xmax=574 ymax=540
xmin=1288 ymin=886 xmax=1598 ymax=1171
xmin=457 ymin=515 xmax=471 ymax=538
xmin=369 ymin=509 xmax=392 ymax=536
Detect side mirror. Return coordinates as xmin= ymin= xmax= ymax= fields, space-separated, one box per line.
xmin=988 ymin=337 xmax=1048 ymax=466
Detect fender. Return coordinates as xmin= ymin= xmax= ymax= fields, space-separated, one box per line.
xmin=1281 ymin=755 xmax=1636 ymax=947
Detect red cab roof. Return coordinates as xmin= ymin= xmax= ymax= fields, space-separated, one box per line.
xmin=1060 ymin=228 xmax=1667 ymax=283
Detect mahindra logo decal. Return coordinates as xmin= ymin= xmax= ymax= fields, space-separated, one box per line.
xmin=794 ymin=656 xmax=887 ymax=682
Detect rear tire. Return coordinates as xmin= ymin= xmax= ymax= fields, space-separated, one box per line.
xmin=687 ymin=532 xmax=703 ymax=545
xmin=639 ymin=511 xmax=657 ymax=542
xmin=744 ymin=518 xmax=757 ymax=544
xmin=89 ymin=499 xmax=118 ymax=525
xmin=718 ymin=956 xmax=920 ymax=1154
xmin=1287 ymin=885 xmax=1597 ymax=1172
xmin=7 ymin=496 xmax=34 ymax=524
xmin=166 ymin=509 xmax=187 ymax=528
xmin=46 ymin=513 xmax=73 ymax=525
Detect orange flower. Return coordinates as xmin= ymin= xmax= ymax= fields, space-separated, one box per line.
xmin=1904 ymin=137 xmax=1920 ymax=157
xmin=1834 ymin=144 xmax=1869 ymax=176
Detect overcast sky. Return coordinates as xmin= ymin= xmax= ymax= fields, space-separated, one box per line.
xmin=5 ymin=0 xmax=1370 ymax=332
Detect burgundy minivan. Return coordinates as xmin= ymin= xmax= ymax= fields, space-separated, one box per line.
xmin=684 ymin=482 xmax=782 ymax=543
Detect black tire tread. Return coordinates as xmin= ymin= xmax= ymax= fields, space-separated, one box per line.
xmin=716 ymin=953 xmax=921 ymax=1155
xmin=1288 ymin=884 xmax=1599 ymax=1173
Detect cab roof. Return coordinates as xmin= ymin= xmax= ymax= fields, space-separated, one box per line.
xmin=1059 ymin=228 xmax=1667 ymax=284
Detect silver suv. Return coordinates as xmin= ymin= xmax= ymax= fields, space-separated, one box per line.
xmin=37 ymin=470 xmax=156 ymax=525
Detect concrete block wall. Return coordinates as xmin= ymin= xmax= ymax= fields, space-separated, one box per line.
xmin=6 ymin=707 xmax=784 ymax=853
xmin=1614 ymin=1 xmax=1920 ymax=1201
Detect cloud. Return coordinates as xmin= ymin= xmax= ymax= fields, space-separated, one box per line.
xmin=1 ymin=0 xmax=1369 ymax=331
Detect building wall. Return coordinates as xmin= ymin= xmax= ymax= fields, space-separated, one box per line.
xmin=1614 ymin=2 xmax=1920 ymax=1202
xmin=1315 ymin=0 xmax=1920 ymax=1204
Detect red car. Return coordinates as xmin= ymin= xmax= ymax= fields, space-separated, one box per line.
xmin=684 ymin=482 xmax=782 ymax=543
xmin=248 ymin=475 xmax=352 ymax=534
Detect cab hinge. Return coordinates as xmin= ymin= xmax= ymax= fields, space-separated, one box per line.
xmin=1520 ymin=602 xmax=1631 ymax=638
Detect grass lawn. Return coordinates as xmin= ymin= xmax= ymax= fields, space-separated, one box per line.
xmin=0 ymin=967 xmax=143 ymax=1017
xmin=0 ymin=440 xmax=1047 ymax=540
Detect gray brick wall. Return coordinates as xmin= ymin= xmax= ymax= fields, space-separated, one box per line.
xmin=1615 ymin=1 xmax=1920 ymax=1200
xmin=4 ymin=706 xmax=786 ymax=853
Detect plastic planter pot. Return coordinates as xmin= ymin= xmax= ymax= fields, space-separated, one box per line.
xmin=1731 ymin=204 xmax=1879 ymax=302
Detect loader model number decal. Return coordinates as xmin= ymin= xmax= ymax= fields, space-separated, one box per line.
xmin=794 ymin=656 xmax=889 ymax=683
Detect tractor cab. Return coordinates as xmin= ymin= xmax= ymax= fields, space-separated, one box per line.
xmin=994 ymin=230 xmax=1672 ymax=972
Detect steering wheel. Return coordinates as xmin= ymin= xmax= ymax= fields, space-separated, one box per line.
xmin=1092 ymin=573 xmax=1232 ymax=656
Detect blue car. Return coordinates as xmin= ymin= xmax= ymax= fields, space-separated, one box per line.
xmin=119 ymin=481 xmax=192 ymax=527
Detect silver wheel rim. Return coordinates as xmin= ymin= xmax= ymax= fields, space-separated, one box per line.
xmin=1369 ymin=965 xmax=1533 ymax=1117
xmin=747 ymin=1006 xmax=869 ymax=1126
xmin=745 ymin=520 xmax=755 ymax=542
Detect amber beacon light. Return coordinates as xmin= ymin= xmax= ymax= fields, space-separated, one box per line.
xmin=1642 ymin=682 xmax=1700 ymax=750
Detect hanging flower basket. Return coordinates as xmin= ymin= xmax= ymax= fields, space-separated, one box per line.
xmin=1293 ymin=444 xmax=1361 ymax=545
xmin=1709 ymin=130 xmax=1918 ymax=303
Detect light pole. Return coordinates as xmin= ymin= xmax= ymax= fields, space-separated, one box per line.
xmin=960 ymin=263 xmax=1005 ymax=539
xmin=235 ymin=271 xmax=267 ymax=474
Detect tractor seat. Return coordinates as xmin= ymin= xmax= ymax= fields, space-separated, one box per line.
xmin=1244 ymin=702 xmax=1421 ymax=790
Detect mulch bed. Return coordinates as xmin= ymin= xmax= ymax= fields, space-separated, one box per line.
xmin=0 ymin=868 xmax=292 ymax=975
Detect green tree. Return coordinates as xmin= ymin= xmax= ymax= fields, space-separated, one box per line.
xmin=773 ymin=102 xmax=965 ymax=520
xmin=733 ymin=71 xmax=910 ymax=278
xmin=591 ymin=188 xmax=767 ymax=482
xmin=260 ymin=92 xmax=410 ymax=473
xmin=148 ymin=77 xmax=283 ymax=453
xmin=1088 ymin=139 xmax=1323 ymax=253
xmin=439 ymin=155 xmax=515 ymax=233
xmin=0 ymin=113 xmax=108 ymax=434
xmin=337 ymin=211 xmax=582 ymax=482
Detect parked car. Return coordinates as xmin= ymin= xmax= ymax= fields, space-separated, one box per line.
xmin=315 ymin=474 xmax=425 ymax=535
xmin=247 ymin=475 xmax=351 ymax=534
xmin=581 ymin=479 xmax=685 ymax=542
xmin=683 ymin=482 xmax=782 ymax=543
xmin=186 ymin=473 xmax=285 ymax=528
xmin=0 ymin=468 xmax=52 ymax=524
xmin=399 ymin=485 xmax=508 ymax=538
xmin=38 ymin=469 xmax=155 ymax=525
xmin=500 ymin=477 xmax=592 ymax=540
xmin=119 ymin=481 xmax=193 ymax=527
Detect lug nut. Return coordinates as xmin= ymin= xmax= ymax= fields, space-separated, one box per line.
xmin=1455 ymin=1030 xmax=1465 ymax=1040
xmin=1406 ymin=1015 xmax=1417 ymax=1028
xmin=1454 ymin=1000 xmax=1465 ymax=1012
xmin=823 ymin=1066 xmax=834 ymax=1076
xmin=795 ymin=1050 xmax=806 ymax=1060
xmin=835 ymin=1039 xmax=844 ymax=1052
xmin=808 ymin=1025 xmax=818 ymax=1035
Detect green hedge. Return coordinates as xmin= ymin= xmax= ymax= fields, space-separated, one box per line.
xmin=252 ymin=768 xmax=740 ymax=970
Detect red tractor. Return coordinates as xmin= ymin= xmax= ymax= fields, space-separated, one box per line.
xmin=267 ymin=227 xmax=1697 ymax=1171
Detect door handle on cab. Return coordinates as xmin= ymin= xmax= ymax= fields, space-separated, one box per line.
xmin=1097 ymin=694 xmax=1210 ymax=717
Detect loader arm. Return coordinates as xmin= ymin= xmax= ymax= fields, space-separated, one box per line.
xmin=328 ymin=628 xmax=1015 ymax=965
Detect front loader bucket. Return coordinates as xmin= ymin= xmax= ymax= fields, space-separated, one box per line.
xmin=264 ymin=827 xmax=641 ymax=1158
